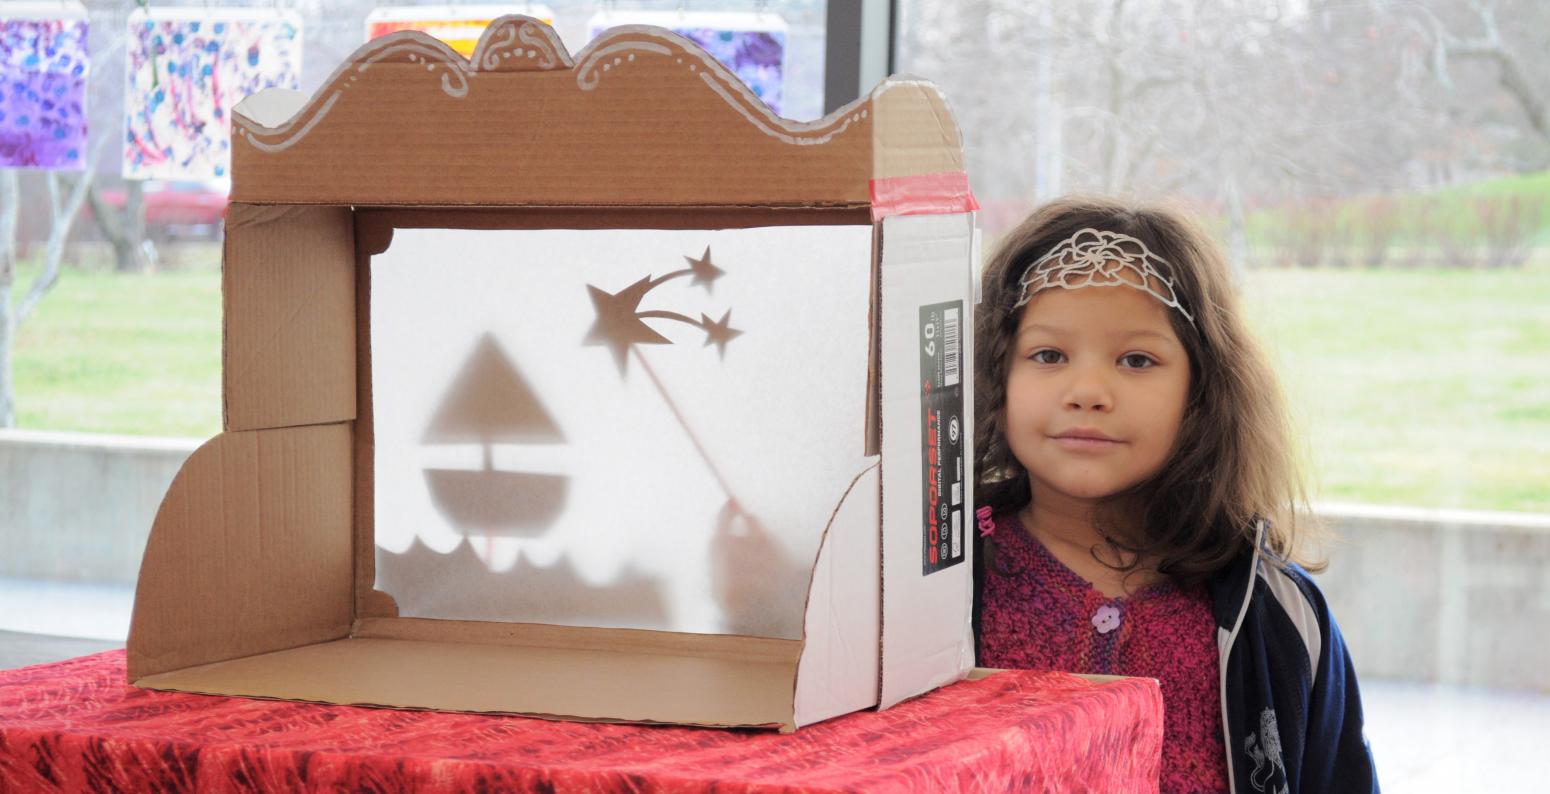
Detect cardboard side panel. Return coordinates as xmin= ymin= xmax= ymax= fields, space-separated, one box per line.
xmin=878 ymin=212 xmax=977 ymax=709
xmin=127 ymin=424 xmax=354 ymax=679
xmin=793 ymin=461 xmax=881 ymax=728
xmin=224 ymin=204 xmax=356 ymax=432
xmin=136 ymin=637 xmax=798 ymax=730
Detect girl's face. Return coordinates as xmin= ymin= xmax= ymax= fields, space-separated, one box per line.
xmin=1004 ymin=285 xmax=1191 ymax=507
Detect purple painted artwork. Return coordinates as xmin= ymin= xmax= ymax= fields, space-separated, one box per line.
xmin=0 ymin=17 xmax=89 ymax=170
xmin=675 ymin=28 xmax=785 ymax=114
xmin=588 ymin=13 xmax=787 ymax=115
xmin=123 ymin=10 xmax=303 ymax=182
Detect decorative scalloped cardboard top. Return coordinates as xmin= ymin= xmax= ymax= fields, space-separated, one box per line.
xmin=228 ymin=16 xmax=965 ymax=208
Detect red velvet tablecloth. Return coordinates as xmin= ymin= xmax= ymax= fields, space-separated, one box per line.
xmin=0 ymin=651 xmax=1161 ymax=792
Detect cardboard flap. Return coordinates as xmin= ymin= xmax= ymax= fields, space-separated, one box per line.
xmin=793 ymin=461 xmax=881 ymax=728
xmin=877 ymin=212 xmax=977 ymax=708
xmin=228 ymin=17 xmax=909 ymax=207
xmin=224 ymin=203 xmax=357 ymax=432
xmin=127 ymin=424 xmax=354 ymax=679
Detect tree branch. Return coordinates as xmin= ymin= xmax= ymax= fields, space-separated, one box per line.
xmin=17 ymin=160 xmax=97 ymax=325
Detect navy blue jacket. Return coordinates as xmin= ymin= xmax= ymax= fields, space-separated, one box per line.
xmin=973 ymin=519 xmax=1380 ymax=792
xmin=1209 ymin=520 xmax=1379 ymax=793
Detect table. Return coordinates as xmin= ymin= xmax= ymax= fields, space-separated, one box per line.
xmin=0 ymin=651 xmax=1161 ymax=792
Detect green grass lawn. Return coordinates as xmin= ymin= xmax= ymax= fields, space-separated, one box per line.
xmin=1240 ymin=266 xmax=1550 ymax=514
xmin=8 ymin=254 xmax=1549 ymax=514
xmin=9 ymin=259 xmax=222 ymax=439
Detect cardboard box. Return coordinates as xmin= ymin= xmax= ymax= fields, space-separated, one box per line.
xmin=128 ymin=17 xmax=979 ymax=732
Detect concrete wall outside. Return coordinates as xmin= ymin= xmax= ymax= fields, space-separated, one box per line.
xmin=0 ymin=430 xmax=198 ymax=585
xmin=1313 ymin=503 xmax=1550 ymax=694
xmin=4 ymin=430 xmax=1547 ymax=691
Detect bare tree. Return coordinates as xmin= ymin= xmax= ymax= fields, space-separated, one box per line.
xmin=900 ymin=0 xmax=1550 ymax=245
xmin=1420 ymin=0 xmax=1549 ymax=144
xmin=86 ymin=181 xmax=152 ymax=274
xmin=0 ymin=170 xmax=20 ymax=427
xmin=0 ymin=158 xmax=99 ymax=427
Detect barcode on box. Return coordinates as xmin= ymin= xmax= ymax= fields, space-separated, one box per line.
xmin=943 ymin=307 xmax=960 ymax=387
xmin=951 ymin=481 xmax=962 ymax=507
xmin=951 ymin=510 xmax=962 ymax=559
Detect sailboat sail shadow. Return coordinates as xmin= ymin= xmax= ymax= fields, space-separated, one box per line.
xmin=421 ymin=333 xmax=569 ymax=537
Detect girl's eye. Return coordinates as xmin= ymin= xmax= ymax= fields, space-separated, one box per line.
xmin=1029 ymin=349 xmax=1065 ymax=365
xmin=1119 ymin=353 xmax=1158 ymax=369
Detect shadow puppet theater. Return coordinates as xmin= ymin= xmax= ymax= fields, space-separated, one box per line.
xmin=127 ymin=16 xmax=979 ymax=733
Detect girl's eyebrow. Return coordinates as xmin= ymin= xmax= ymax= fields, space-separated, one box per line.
xmin=1016 ymin=323 xmax=1067 ymax=338
xmin=1118 ymin=329 xmax=1177 ymax=343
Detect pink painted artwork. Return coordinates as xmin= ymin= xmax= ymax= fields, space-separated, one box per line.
xmin=123 ymin=10 xmax=303 ymax=182
xmin=0 ymin=16 xmax=88 ymax=170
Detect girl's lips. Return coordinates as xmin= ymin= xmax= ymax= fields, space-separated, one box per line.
xmin=1049 ymin=435 xmax=1124 ymax=452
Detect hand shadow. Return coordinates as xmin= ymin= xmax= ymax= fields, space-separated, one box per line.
xmin=710 ymin=499 xmax=812 ymax=639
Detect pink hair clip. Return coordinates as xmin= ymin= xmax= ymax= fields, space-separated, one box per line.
xmin=975 ymin=506 xmax=995 ymax=537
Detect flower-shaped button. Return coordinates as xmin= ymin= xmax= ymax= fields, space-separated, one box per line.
xmin=1092 ymin=605 xmax=1122 ymax=635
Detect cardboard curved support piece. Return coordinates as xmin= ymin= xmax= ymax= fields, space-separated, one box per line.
xmin=794 ymin=461 xmax=882 ymax=728
xmin=127 ymin=424 xmax=354 ymax=680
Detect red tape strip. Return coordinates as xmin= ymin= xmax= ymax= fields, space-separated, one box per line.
xmin=869 ymin=171 xmax=980 ymax=220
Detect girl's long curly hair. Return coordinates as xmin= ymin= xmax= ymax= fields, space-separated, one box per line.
xmin=975 ymin=196 xmax=1323 ymax=583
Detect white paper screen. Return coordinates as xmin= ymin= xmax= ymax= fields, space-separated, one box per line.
xmin=371 ymin=225 xmax=874 ymax=638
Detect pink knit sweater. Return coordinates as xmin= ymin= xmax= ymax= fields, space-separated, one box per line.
xmin=977 ymin=511 xmax=1228 ymax=793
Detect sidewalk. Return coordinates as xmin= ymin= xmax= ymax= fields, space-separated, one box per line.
xmin=1363 ymin=678 xmax=1549 ymax=792
xmin=0 ymin=577 xmax=133 ymax=641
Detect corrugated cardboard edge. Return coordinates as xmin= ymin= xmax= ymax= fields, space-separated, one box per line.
xmin=127 ymin=423 xmax=354 ymax=680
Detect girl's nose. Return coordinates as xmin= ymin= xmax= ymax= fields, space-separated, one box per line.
xmin=1063 ymin=364 xmax=1113 ymax=411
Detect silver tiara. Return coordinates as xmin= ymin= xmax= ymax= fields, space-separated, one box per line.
xmin=1013 ymin=228 xmax=1195 ymax=326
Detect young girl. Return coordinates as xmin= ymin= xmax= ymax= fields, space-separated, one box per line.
xmin=973 ymin=197 xmax=1378 ymax=793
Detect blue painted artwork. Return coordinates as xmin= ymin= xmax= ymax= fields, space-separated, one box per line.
xmin=674 ymin=28 xmax=786 ymax=114
xmin=123 ymin=10 xmax=303 ymax=182
xmin=0 ymin=17 xmax=88 ymax=170
xmin=589 ymin=14 xmax=787 ymax=115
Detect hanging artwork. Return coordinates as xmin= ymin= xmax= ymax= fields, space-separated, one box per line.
xmin=0 ymin=3 xmax=88 ymax=170
xmin=587 ymin=11 xmax=786 ymax=115
xmin=123 ymin=8 xmax=303 ymax=182
xmin=366 ymin=5 xmax=555 ymax=59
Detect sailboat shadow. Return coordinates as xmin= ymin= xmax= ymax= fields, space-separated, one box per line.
xmin=421 ymin=332 xmax=569 ymax=537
